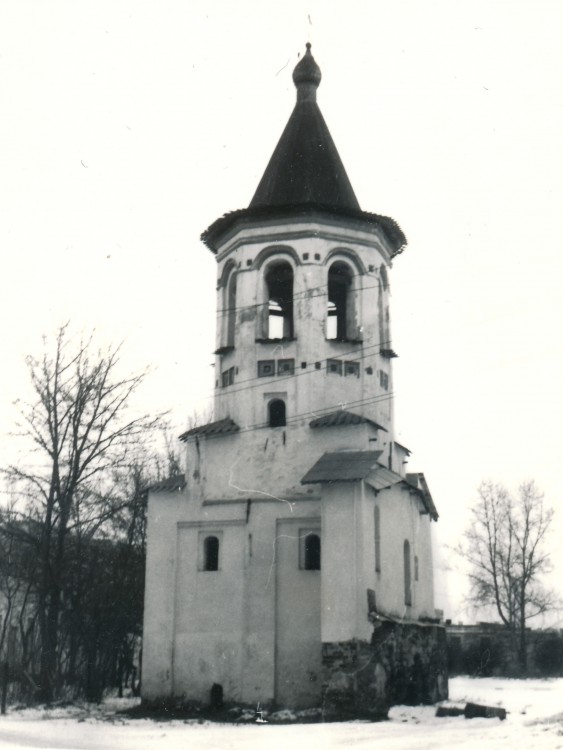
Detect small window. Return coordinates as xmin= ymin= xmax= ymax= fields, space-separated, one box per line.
xmin=326 ymin=359 xmax=343 ymax=375
xmin=379 ymin=370 xmax=389 ymax=390
xmin=374 ymin=506 xmax=381 ymax=573
xmin=300 ymin=530 xmax=321 ymax=570
xmin=258 ymin=360 xmax=275 ymax=378
xmin=204 ymin=536 xmax=220 ymax=571
xmin=404 ymin=540 xmax=412 ymax=606
xmin=268 ymin=399 xmax=286 ymax=427
xmin=277 ymin=359 xmax=295 ymax=376
xmin=222 ymin=367 xmax=235 ymax=387
xmin=345 ymin=361 xmax=360 ymax=378
xmin=414 ymin=555 xmax=419 ymax=582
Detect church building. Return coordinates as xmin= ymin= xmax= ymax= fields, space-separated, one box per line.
xmin=142 ymin=44 xmax=447 ymax=717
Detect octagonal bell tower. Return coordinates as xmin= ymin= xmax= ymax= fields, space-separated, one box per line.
xmin=200 ymin=44 xmax=406 ymax=482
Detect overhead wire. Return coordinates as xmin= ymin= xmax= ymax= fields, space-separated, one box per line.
xmin=185 ymin=390 xmax=395 ymax=441
xmin=212 ymin=338 xmax=394 ymax=399
xmin=215 ymin=272 xmax=390 ymax=319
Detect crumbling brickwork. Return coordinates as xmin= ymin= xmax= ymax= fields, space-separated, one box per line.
xmin=322 ymin=621 xmax=448 ymax=719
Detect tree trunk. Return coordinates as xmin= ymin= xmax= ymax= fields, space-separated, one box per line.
xmin=38 ymin=588 xmax=61 ymax=703
xmin=519 ymin=602 xmax=527 ymax=673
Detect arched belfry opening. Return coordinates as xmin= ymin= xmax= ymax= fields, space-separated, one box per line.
xmin=225 ymin=270 xmax=237 ymax=347
xmin=327 ymin=261 xmax=355 ymax=340
xmin=265 ymin=262 xmax=294 ymax=339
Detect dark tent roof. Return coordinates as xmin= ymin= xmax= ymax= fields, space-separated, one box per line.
xmin=201 ymin=45 xmax=407 ymax=256
xmin=249 ymin=65 xmax=359 ymax=210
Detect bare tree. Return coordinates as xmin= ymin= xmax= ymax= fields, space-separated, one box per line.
xmin=3 ymin=325 xmax=159 ymax=701
xmin=460 ymin=480 xmax=555 ymax=672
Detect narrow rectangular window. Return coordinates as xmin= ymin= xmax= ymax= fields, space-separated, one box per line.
xmin=258 ymin=360 xmax=275 ymax=377
xmin=379 ymin=370 xmax=389 ymax=390
xmin=374 ymin=506 xmax=381 ymax=573
xmin=299 ymin=529 xmax=321 ymax=570
xmin=277 ymin=358 xmax=295 ymax=375
xmin=404 ymin=540 xmax=412 ymax=606
xmin=198 ymin=530 xmax=223 ymax=571
xmin=222 ymin=367 xmax=235 ymax=387
xmin=345 ymin=361 xmax=360 ymax=377
xmin=326 ymin=359 xmax=343 ymax=375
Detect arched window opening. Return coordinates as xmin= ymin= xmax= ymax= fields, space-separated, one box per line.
xmin=304 ymin=533 xmax=321 ymax=570
xmin=326 ymin=301 xmax=338 ymax=339
xmin=225 ymin=271 xmax=237 ymax=347
xmin=268 ymin=399 xmax=286 ymax=427
xmin=204 ymin=536 xmax=220 ymax=571
xmin=266 ymin=262 xmax=294 ymax=339
xmin=403 ymin=540 xmax=412 ymax=606
xmin=374 ymin=506 xmax=381 ymax=573
xmin=327 ymin=262 xmax=355 ymax=340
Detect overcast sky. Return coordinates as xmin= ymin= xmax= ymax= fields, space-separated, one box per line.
xmin=1 ymin=0 xmax=562 ymax=623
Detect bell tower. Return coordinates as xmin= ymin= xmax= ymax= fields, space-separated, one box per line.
xmin=202 ymin=44 xmax=406 ymax=472
xmin=142 ymin=44 xmax=446 ymax=717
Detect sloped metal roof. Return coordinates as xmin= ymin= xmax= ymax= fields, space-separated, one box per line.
xmin=365 ymin=465 xmax=404 ymax=492
xmin=309 ymin=410 xmax=388 ymax=431
xmin=179 ymin=417 xmax=240 ymax=442
xmin=406 ymin=472 xmax=439 ymax=521
xmin=301 ymin=450 xmax=383 ymax=484
xmin=394 ymin=440 xmax=412 ymax=456
xmin=149 ymin=474 xmax=186 ymax=493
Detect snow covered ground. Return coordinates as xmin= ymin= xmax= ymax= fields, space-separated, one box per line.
xmin=0 ymin=677 xmax=561 ymax=750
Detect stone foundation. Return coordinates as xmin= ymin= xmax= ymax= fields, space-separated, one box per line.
xmin=322 ymin=621 xmax=448 ymax=719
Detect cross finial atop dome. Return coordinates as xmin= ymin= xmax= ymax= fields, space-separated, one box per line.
xmin=292 ymin=43 xmax=321 ymax=101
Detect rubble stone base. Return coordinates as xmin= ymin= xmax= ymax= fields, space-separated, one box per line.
xmin=322 ymin=621 xmax=448 ymax=719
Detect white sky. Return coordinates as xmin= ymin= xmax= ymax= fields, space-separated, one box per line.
xmin=1 ymin=0 xmax=562 ymax=624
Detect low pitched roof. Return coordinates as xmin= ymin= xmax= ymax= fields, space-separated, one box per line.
xmin=301 ymin=452 xmax=439 ymax=521
xmin=309 ymin=410 xmax=388 ymax=431
xmin=148 ymin=474 xmax=186 ymax=493
xmin=179 ymin=417 xmax=240 ymax=442
xmin=406 ymin=473 xmax=439 ymax=521
xmin=301 ymin=451 xmax=383 ymax=484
